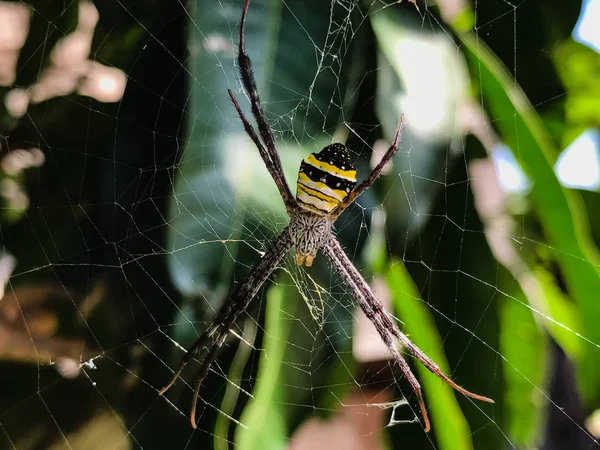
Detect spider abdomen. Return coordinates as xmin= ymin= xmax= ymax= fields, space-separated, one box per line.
xmin=296 ymin=143 xmax=357 ymax=214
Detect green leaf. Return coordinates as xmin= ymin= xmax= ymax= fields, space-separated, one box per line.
xmin=214 ymin=319 xmax=257 ymax=450
xmin=230 ymin=268 xmax=351 ymax=447
xmin=387 ymin=260 xmax=473 ymax=450
xmin=533 ymin=266 xmax=582 ymax=359
xmin=235 ymin=282 xmax=290 ymax=450
xmin=370 ymin=8 xmax=471 ymax=240
xmin=499 ymin=293 xmax=547 ymax=446
xmin=456 ymin=29 xmax=600 ymax=404
xmin=554 ymin=39 xmax=600 ymax=144
xmin=168 ymin=0 xmax=353 ymax=300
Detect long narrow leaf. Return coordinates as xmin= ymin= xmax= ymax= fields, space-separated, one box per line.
xmin=235 ymin=282 xmax=289 ymax=450
xmin=387 ymin=260 xmax=473 ymax=450
xmin=457 ymin=31 xmax=600 ymax=403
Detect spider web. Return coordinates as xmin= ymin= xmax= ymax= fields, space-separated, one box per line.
xmin=1 ymin=0 xmax=599 ymax=449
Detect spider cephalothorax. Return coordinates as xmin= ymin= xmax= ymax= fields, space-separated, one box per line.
xmin=288 ymin=210 xmax=332 ymax=267
xmin=160 ymin=0 xmax=493 ymax=433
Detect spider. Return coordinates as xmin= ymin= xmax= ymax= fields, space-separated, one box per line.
xmin=160 ymin=0 xmax=494 ymax=432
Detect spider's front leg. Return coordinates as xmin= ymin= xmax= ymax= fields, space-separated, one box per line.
xmin=227 ymin=90 xmax=297 ymax=212
xmin=331 ymin=116 xmax=405 ymax=219
xmin=228 ymin=0 xmax=297 ymax=213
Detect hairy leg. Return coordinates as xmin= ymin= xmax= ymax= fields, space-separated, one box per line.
xmin=323 ymin=236 xmax=493 ymax=432
xmin=234 ymin=0 xmax=295 ymax=209
xmin=332 ymin=116 xmax=404 ymax=218
xmin=160 ymin=227 xmax=292 ymax=427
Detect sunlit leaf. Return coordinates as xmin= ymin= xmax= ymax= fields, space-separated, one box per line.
xmin=554 ymin=39 xmax=600 ymax=144
xmin=371 ymin=8 xmax=470 ymax=241
xmin=533 ymin=266 xmax=583 ymax=358
xmin=500 ymin=293 xmax=547 ymax=446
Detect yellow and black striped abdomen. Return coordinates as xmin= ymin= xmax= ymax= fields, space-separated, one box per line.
xmin=296 ymin=143 xmax=357 ymax=214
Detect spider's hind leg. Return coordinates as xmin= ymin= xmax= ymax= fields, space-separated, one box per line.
xmin=322 ymin=237 xmax=494 ymax=432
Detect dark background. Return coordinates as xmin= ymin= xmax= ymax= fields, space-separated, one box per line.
xmin=1 ymin=0 xmax=599 ymax=449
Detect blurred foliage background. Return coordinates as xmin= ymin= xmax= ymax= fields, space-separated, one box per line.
xmin=1 ymin=0 xmax=599 ymax=449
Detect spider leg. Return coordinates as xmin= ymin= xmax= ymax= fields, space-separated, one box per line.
xmin=233 ymin=0 xmax=296 ymax=210
xmin=160 ymin=227 xmax=292 ymax=428
xmin=228 ymin=89 xmax=295 ymax=212
xmin=323 ymin=237 xmax=493 ymax=432
xmin=159 ymin=333 xmax=209 ymax=396
xmin=331 ymin=116 xmax=404 ymax=218
xmin=322 ymin=237 xmax=430 ymax=431
xmin=189 ymin=333 xmax=226 ymax=427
